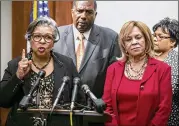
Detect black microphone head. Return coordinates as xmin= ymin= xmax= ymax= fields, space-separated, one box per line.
xmin=38 ymin=70 xmax=46 ymax=78
xmin=73 ymin=77 xmax=80 ymax=85
xmin=93 ymin=99 xmax=106 ymax=114
xmin=81 ymin=84 xmax=89 ymax=93
xmin=63 ymin=76 xmax=70 ymax=82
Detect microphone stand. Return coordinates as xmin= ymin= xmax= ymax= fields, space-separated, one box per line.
xmin=19 ymin=70 xmax=46 ymax=110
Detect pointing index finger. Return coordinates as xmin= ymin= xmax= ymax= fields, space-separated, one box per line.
xmin=22 ymin=49 xmax=26 ymax=59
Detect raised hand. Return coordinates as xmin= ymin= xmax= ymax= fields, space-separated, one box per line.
xmin=16 ymin=49 xmax=32 ymax=80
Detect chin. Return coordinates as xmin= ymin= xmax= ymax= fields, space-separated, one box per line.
xmin=154 ymin=46 xmax=159 ymax=49
xmin=131 ymin=51 xmax=144 ymax=57
xmin=37 ymin=52 xmax=46 ymax=56
xmin=77 ymin=26 xmax=89 ymax=32
xmin=154 ymin=48 xmax=160 ymax=52
xmin=78 ymin=29 xmax=87 ymax=33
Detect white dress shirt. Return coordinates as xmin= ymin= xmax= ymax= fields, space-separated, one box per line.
xmin=72 ymin=25 xmax=92 ymax=52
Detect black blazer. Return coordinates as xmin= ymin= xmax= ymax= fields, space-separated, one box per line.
xmin=0 ymin=52 xmax=79 ymax=126
xmin=54 ymin=24 xmax=121 ymax=98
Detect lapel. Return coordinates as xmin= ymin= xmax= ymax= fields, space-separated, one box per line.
xmin=23 ymin=71 xmax=33 ymax=95
xmin=141 ymin=57 xmax=158 ymax=84
xmin=112 ymin=61 xmax=125 ymax=123
xmin=52 ymin=55 xmax=67 ymax=103
xmin=63 ymin=25 xmax=76 ymax=66
xmin=79 ymin=24 xmax=100 ymax=73
xmin=114 ymin=61 xmax=125 ymax=90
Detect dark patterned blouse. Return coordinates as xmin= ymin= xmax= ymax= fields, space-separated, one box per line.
xmin=30 ymin=71 xmax=54 ymax=109
xmin=164 ymin=50 xmax=179 ymax=126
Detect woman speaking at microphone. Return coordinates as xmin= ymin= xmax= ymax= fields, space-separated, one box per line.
xmin=0 ymin=17 xmax=79 ymax=126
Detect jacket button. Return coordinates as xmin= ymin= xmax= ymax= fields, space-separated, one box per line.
xmin=140 ymin=85 xmax=144 ymax=90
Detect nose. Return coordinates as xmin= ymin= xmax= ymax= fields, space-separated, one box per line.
xmin=153 ymin=36 xmax=158 ymax=42
xmin=80 ymin=11 xmax=87 ymax=20
xmin=39 ymin=37 xmax=46 ymax=44
xmin=131 ymin=38 xmax=138 ymax=45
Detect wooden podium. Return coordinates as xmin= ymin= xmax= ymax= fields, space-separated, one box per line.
xmin=15 ymin=109 xmax=110 ymax=126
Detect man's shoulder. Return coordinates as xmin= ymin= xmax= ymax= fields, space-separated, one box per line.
xmin=94 ymin=24 xmax=118 ymax=36
xmin=58 ymin=24 xmax=72 ymax=32
xmin=52 ymin=52 xmax=73 ymax=64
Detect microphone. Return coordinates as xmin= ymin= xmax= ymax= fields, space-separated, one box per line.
xmin=70 ymin=77 xmax=80 ymax=111
xmin=19 ymin=70 xmax=46 ymax=110
xmin=81 ymin=84 xmax=97 ymax=100
xmin=81 ymin=84 xmax=106 ymax=113
xmin=51 ymin=76 xmax=70 ymax=112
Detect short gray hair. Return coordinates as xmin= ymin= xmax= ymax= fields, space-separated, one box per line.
xmin=25 ymin=17 xmax=60 ymax=43
xmin=153 ymin=17 xmax=179 ymax=48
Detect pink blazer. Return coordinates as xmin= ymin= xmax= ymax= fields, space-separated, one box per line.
xmin=102 ymin=57 xmax=172 ymax=126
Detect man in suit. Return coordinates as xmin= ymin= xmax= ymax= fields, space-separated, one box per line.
xmin=54 ymin=1 xmax=121 ymax=101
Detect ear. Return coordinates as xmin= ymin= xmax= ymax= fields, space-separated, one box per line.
xmin=95 ymin=12 xmax=98 ymax=16
xmin=93 ymin=12 xmax=97 ymax=20
xmin=95 ymin=12 xmax=97 ymax=17
xmin=71 ymin=9 xmax=74 ymax=17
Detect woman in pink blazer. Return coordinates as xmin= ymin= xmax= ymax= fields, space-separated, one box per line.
xmin=102 ymin=21 xmax=172 ymax=126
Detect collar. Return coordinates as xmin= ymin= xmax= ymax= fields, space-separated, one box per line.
xmin=117 ymin=57 xmax=158 ymax=66
xmin=73 ymin=24 xmax=92 ymax=40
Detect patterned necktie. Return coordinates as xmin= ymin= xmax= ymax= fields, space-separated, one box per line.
xmin=76 ymin=34 xmax=85 ymax=71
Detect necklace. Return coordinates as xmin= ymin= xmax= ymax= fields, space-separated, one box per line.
xmin=32 ymin=56 xmax=51 ymax=70
xmin=125 ymin=58 xmax=148 ymax=80
xmin=129 ymin=58 xmax=147 ymax=73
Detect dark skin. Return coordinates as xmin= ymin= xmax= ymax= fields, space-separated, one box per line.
xmin=71 ymin=1 xmax=97 ymax=33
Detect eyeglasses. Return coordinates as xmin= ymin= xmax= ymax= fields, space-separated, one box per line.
xmin=31 ymin=33 xmax=54 ymax=43
xmin=152 ymin=34 xmax=171 ymax=41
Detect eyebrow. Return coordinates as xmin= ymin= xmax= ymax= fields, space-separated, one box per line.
xmin=127 ymin=34 xmax=142 ymax=37
xmin=33 ymin=33 xmax=53 ymax=35
xmin=154 ymin=33 xmax=169 ymax=36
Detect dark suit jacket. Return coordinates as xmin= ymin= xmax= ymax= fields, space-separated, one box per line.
xmin=54 ymin=24 xmax=121 ymax=98
xmin=0 ymin=52 xmax=79 ymax=126
xmin=103 ymin=57 xmax=172 ymax=126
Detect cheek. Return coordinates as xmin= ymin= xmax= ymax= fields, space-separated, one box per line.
xmin=30 ymin=42 xmax=36 ymax=49
xmin=140 ymin=39 xmax=145 ymax=45
xmin=124 ymin=44 xmax=131 ymax=52
xmin=158 ymin=42 xmax=167 ymax=48
xmin=46 ymin=43 xmax=54 ymax=50
xmin=88 ymin=16 xmax=95 ymax=22
xmin=142 ymin=41 xmax=146 ymax=49
xmin=74 ymin=14 xmax=80 ymax=20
